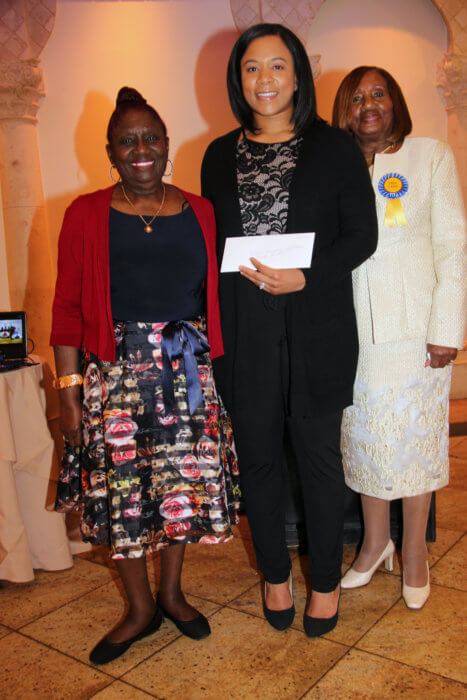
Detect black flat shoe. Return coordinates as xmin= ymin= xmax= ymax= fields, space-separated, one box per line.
xmin=303 ymin=590 xmax=340 ymax=638
xmin=263 ymin=576 xmax=295 ymax=631
xmin=156 ymin=596 xmax=210 ymax=640
xmin=89 ymin=607 xmax=163 ymax=665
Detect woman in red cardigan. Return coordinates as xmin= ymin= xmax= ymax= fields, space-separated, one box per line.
xmin=51 ymin=87 xmax=239 ymax=665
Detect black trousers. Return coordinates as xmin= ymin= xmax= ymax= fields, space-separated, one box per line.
xmin=230 ymin=306 xmax=345 ymax=592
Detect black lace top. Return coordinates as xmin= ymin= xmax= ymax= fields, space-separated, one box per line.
xmin=236 ymin=134 xmax=302 ymax=236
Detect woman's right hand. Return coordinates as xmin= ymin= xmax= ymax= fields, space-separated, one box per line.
xmin=53 ymin=345 xmax=82 ymax=445
xmin=58 ymin=392 xmax=82 ymax=446
xmin=425 ymin=343 xmax=457 ymax=369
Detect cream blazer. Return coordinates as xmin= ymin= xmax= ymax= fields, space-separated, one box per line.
xmin=362 ymin=137 xmax=466 ymax=349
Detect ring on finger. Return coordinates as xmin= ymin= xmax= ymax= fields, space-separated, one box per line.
xmin=259 ymin=282 xmax=265 ymax=291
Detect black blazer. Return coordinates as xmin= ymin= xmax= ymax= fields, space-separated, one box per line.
xmin=201 ymin=122 xmax=378 ymax=416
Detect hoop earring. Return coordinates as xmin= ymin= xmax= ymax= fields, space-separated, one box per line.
xmin=109 ymin=164 xmax=121 ymax=183
xmin=164 ymin=159 xmax=174 ymax=177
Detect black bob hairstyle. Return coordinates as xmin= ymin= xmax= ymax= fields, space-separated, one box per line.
xmin=227 ymin=23 xmax=322 ymax=135
xmin=107 ymin=87 xmax=167 ymax=143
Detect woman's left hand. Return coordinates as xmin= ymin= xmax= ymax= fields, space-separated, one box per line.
xmin=239 ymin=258 xmax=306 ymax=295
xmin=426 ymin=343 xmax=457 ymax=368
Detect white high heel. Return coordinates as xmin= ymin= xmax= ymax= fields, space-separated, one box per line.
xmin=341 ymin=540 xmax=395 ymax=589
xmin=402 ymin=562 xmax=430 ymax=610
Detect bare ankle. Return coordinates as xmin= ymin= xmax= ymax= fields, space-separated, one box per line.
xmin=265 ymin=579 xmax=292 ymax=610
xmin=307 ymin=586 xmax=339 ymax=618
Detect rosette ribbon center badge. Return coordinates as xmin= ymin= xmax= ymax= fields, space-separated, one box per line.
xmin=378 ymin=172 xmax=408 ymax=227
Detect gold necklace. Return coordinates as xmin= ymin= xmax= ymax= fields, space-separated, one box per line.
xmin=366 ymin=140 xmax=398 ymax=169
xmin=379 ymin=141 xmax=397 ymax=155
xmin=120 ymin=182 xmax=166 ymax=233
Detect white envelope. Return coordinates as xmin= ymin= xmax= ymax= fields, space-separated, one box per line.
xmin=220 ymin=233 xmax=316 ymax=273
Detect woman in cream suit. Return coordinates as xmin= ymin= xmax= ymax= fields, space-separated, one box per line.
xmin=333 ymin=67 xmax=466 ymax=609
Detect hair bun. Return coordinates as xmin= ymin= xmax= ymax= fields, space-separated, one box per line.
xmin=116 ymin=87 xmax=147 ymax=107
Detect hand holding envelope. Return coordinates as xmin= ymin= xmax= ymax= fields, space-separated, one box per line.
xmin=221 ymin=233 xmax=315 ymax=272
xmin=221 ymin=233 xmax=315 ymax=295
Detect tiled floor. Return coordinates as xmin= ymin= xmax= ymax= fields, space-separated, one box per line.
xmin=1 ymin=437 xmax=466 ymax=699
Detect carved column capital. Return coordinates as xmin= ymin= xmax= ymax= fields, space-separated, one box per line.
xmin=309 ymin=54 xmax=321 ymax=81
xmin=436 ymin=53 xmax=467 ymax=111
xmin=0 ymin=59 xmax=45 ymax=122
xmin=230 ymin=0 xmax=325 ymax=45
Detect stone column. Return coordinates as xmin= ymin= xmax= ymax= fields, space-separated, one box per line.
xmin=437 ymin=53 xmax=467 ymax=205
xmin=0 ymin=59 xmax=53 ymax=359
xmin=0 ymin=1 xmax=56 ymax=362
xmin=437 ymin=51 xmax=467 ymax=392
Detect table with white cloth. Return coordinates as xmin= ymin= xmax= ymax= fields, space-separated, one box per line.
xmin=0 ymin=360 xmax=72 ymax=582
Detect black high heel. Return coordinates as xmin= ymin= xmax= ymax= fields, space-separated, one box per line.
xmin=89 ymin=607 xmax=163 ymax=665
xmin=156 ymin=596 xmax=210 ymax=640
xmin=263 ymin=575 xmax=295 ymax=631
xmin=303 ymin=588 xmax=340 ymax=638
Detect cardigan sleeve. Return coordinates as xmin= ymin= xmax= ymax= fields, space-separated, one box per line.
xmin=204 ymin=201 xmax=224 ymax=359
xmin=426 ymin=141 xmax=466 ymax=349
xmin=50 ymin=199 xmax=85 ymax=348
xmin=302 ymin=136 xmax=378 ymax=290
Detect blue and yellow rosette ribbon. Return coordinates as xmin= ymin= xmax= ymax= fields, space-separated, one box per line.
xmin=378 ymin=172 xmax=408 ymax=227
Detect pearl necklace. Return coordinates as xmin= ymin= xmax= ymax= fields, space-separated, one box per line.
xmin=120 ymin=183 xmax=166 ymax=233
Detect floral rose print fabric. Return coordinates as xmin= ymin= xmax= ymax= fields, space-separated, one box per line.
xmin=55 ymin=319 xmax=240 ymax=558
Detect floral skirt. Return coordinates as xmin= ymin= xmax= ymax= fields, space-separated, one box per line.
xmin=55 ymin=319 xmax=240 ymax=558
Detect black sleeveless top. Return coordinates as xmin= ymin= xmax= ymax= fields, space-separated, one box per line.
xmin=109 ymin=205 xmax=207 ymax=322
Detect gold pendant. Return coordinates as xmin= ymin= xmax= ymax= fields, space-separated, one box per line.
xmin=145 ymin=225 xmax=153 ymax=234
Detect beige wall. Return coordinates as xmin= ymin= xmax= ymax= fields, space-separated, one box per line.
xmin=37 ymin=0 xmax=239 ymax=265
xmin=310 ymin=0 xmax=448 ymax=135
xmin=0 ymin=185 xmax=10 ymax=310
xmin=0 ymin=0 xmax=449 ymax=311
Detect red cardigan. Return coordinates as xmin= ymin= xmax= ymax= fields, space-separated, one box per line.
xmin=50 ymin=185 xmax=224 ymax=362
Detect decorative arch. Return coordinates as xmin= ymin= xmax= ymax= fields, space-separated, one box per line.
xmin=230 ymin=0 xmax=465 ymax=54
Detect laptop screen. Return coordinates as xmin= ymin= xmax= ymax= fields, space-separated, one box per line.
xmin=0 ymin=312 xmax=27 ymax=360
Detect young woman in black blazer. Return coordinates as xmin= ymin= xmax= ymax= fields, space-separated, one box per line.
xmin=201 ymin=23 xmax=377 ymax=636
